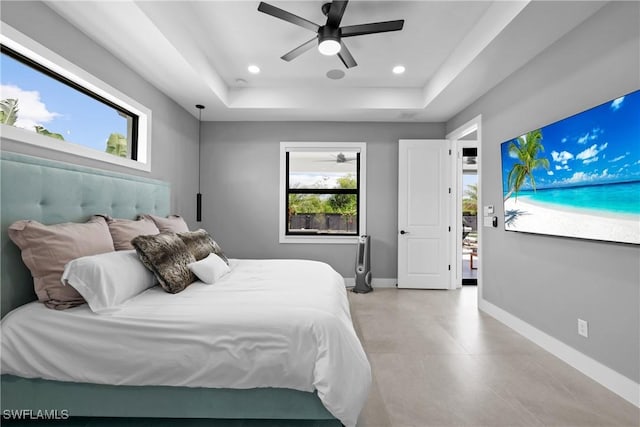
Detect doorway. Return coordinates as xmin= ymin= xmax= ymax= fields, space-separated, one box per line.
xmin=447 ymin=115 xmax=482 ymax=292
xmin=461 ymin=146 xmax=478 ymax=286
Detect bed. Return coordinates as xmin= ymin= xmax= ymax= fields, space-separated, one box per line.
xmin=0 ymin=152 xmax=370 ymax=426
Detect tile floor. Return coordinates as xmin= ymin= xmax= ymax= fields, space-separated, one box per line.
xmin=348 ymin=286 xmax=639 ymax=427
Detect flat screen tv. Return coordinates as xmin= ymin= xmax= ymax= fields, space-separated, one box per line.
xmin=500 ymin=89 xmax=639 ymax=245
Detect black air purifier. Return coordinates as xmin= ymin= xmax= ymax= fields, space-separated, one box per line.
xmin=353 ymin=235 xmax=372 ymax=293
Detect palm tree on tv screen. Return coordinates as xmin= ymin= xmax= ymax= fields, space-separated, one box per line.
xmin=505 ymin=129 xmax=549 ymax=200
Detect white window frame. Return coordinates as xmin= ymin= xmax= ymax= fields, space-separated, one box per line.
xmin=0 ymin=23 xmax=152 ymax=172
xmin=280 ymin=141 xmax=366 ymax=244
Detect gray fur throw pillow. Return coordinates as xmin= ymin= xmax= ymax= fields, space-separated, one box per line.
xmin=131 ymin=232 xmax=195 ymax=294
xmin=177 ymin=229 xmax=229 ymax=265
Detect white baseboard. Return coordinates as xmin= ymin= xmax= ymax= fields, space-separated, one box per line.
xmin=344 ymin=277 xmax=396 ymax=288
xmin=479 ymin=298 xmax=640 ymax=408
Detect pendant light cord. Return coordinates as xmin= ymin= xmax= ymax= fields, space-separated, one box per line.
xmin=196 ymin=105 xmax=205 ymax=194
xmin=196 ymin=105 xmax=205 ymax=222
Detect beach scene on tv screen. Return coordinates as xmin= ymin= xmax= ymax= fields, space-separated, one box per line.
xmin=501 ymin=89 xmax=640 ymax=245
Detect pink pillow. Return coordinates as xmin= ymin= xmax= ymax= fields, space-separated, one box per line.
xmin=140 ymin=214 xmax=189 ymax=233
xmin=8 ymin=216 xmax=115 ymax=309
xmin=99 ymin=215 xmax=160 ymax=250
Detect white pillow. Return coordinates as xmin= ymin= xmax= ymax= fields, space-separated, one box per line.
xmin=188 ymin=252 xmax=231 ymax=284
xmin=62 ymin=250 xmax=156 ymax=313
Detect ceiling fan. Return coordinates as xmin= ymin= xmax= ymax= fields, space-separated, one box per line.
xmin=314 ymin=153 xmax=357 ymax=163
xmin=334 ymin=152 xmax=357 ymax=163
xmin=257 ymin=0 xmax=404 ymax=69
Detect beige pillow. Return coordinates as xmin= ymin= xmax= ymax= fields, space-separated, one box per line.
xmin=140 ymin=214 xmax=189 ymax=233
xmin=99 ymin=215 xmax=160 ymax=250
xmin=8 ymin=216 xmax=115 ymax=309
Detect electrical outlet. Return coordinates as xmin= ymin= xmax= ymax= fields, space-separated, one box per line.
xmin=578 ymin=319 xmax=589 ymax=338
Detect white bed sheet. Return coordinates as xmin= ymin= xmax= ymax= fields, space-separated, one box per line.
xmin=1 ymin=259 xmax=371 ymax=427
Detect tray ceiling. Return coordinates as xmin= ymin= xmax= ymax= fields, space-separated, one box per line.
xmin=45 ymin=1 xmax=606 ymax=122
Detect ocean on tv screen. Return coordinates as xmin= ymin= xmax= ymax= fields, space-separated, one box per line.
xmin=501 ymin=89 xmax=640 ymax=245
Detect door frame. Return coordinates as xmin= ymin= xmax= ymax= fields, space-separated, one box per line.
xmin=453 ymin=139 xmax=478 ymax=288
xmin=446 ymin=115 xmax=482 ymax=294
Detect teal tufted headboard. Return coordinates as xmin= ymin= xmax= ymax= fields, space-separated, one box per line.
xmin=1 ymin=151 xmax=170 ymax=317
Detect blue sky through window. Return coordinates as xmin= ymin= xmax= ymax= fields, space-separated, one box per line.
xmin=1 ymin=52 xmax=127 ymax=152
xmin=463 ymin=174 xmax=477 ymax=190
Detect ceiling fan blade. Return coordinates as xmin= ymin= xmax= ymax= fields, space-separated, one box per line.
xmin=340 ymin=20 xmax=404 ymax=37
xmin=281 ymin=37 xmax=318 ymax=61
xmin=337 ymin=41 xmax=357 ymax=68
xmin=258 ymin=2 xmax=320 ymax=33
xmin=326 ymin=0 xmax=348 ymax=28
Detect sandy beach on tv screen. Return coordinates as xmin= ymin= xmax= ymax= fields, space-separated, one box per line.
xmin=504 ymin=198 xmax=640 ymax=245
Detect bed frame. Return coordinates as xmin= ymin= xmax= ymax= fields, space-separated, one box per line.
xmin=0 ymin=151 xmax=341 ymax=426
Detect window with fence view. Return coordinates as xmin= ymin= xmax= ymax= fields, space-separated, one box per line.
xmin=286 ymin=150 xmax=360 ymax=236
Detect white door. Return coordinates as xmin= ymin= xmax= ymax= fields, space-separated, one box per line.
xmin=398 ymin=139 xmax=451 ymax=289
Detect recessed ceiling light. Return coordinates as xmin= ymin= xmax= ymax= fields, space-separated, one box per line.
xmin=248 ymin=65 xmax=260 ymax=74
xmin=326 ymin=69 xmax=345 ymax=80
xmin=393 ymin=65 xmax=406 ymax=74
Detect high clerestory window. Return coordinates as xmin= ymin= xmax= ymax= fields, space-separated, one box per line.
xmin=280 ymin=142 xmax=367 ymax=244
xmin=0 ymin=25 xmax=151 ymax=171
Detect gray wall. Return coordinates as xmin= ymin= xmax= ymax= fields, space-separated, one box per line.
xmin=447 ymin=2 xmax=640 ymax=382
xmin=0 ymin=1 xmax=199 ymax=228
xmin=200 ymin=122 xmax=444 ymax=279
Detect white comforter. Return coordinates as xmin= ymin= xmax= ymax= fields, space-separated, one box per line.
xmin=1 ymin=259 xmax=371 ymax=427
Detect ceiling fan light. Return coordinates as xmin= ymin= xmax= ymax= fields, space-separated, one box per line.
xmin=318 ymin=39 xmax=341 ymax=56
